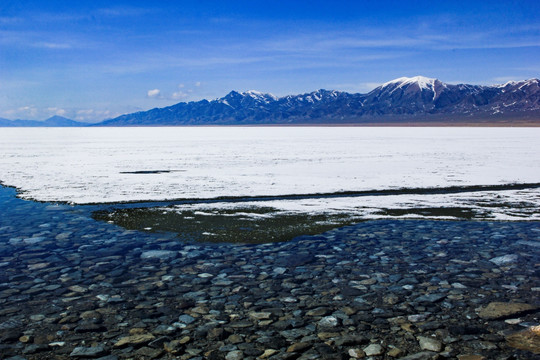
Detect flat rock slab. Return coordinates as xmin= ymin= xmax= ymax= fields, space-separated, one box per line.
xmin=286 ymin=342 xmax=311 ymax=353
xmin=414 ymin=293 xmax=446 ymax=304
xmin=489 ymin=254 xmax=519 ymax=265
xmin=69 ymin=346 xmax=107 ymax=358
xmin=417 ymin=336 xmax=443 ymax=352
xmin=477 ymin=302 xmax=537 ymax=320
xmin=363 ymin=344 xmax=384 ymax=356
xmin=505 ymin=326 xmax=540 ymax=354
xmin=114 ymin=334 xmax=155 ymax=348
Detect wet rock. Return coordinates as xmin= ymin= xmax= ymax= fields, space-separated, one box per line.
xmin=164 ymin=339 xmax=184 ymax=354
xmin=408 ymin=313 xmax=430 ymax=323
xmin=69 ymin=345 xmax=107 ymax=358
xmin=68 ymin=285 xmax=87 ymax=293
xmin=418 ymin=321 xmax=442 ymax=332
xmin=383 ymin=293 xmax=400 ymax=305
xmin=348 ymin=348 xmax=366 ymax=358
xmin=178 ymin=314 xmax=196 ymax=324
xmin=387 ymin=347 xmax=403 ymax=357
xmin=48 ymin=341 xmax=65 ymax=348
xmin=259 ymin=349 xmax=278 ymax=358
xmin=113 ymin=333 xmax=155 ymax=347
xmin=306 ymin=307 xmax=330 ymax=317
xmin=207 ymin=327 xmax=228 ymax=340
xmin=140 ymin=250 xmax=176 ymax=260
xmin=227 ymin=334 xmax=243 ymax=344
xmin=505 ymin=325 xmax=540 ymax=354
xmin=225 ymin=350 xmax=243 ymax=360
xmin=248 ymin=311 xmax=272 ymax=320
xmin=134 ymin=346 xmax=164 ymax=358
xmin=318 ymin=316 xmax=338 ymax=328
xmin=414 ymin=293 xmax=446 ymax=304
xmin=238 ymin=345 xmax=263 ymax=357
xmin=152 ymin=325 xmax=176 ymax=335
xmin=417 ymin=336 xmax=443 ymax=352
xmin=477 ymin=302 xmax=537 ymax=320
xmin=286 ymin=342 xmax=311 ymax=353
xmin=489 ymin=254 xmax=518 ymax=265
xmin=363 ymin=343 xmax=383 ymax=356
xmin=29 ymin=314 xmax=45 ymax=321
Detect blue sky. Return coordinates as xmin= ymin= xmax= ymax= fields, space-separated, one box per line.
xmin=1 ymin=0 xmax=539 ymax=122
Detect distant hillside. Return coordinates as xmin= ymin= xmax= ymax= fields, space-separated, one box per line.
xmin=0 ymin=115 xmax=86 ymax=127
xmin=97 ymin=76 xmax=540 ymax=126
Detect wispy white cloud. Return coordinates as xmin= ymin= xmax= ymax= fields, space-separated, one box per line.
xmin=47 ymin=107 xmax=67 ymax=116
xmin=75 ymin=109 xmax=118 ymax=122
xmin=33 ymin=41 xmax=72 ymax=49
xmin=1 ymin=105 xmax=39 ymax=119
xmin=147 ymin=89 xmax=161 ymax=98
xmin=171 ymin=91 xmax=188 ymax=100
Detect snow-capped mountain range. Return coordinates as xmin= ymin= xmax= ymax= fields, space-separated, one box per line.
xmin=2 ymin=76 xmax=539 ymax=126
xmin=98 ymin=76 xmax=540 ymax=125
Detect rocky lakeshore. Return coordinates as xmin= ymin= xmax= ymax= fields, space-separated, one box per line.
xmin=0 ymin=186 xmax=539 ymax=359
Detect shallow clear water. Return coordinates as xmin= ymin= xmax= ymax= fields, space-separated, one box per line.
xmin=1 ymin=185 xmax=539 ymax=358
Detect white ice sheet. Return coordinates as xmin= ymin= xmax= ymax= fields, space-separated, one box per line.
xmin=0 ymin=127 xmax=538 ymax=206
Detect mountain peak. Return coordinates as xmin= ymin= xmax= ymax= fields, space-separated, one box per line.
xmin=243 ymin=90 xmax=278 ymax=101
xmin=382 ymin=76 xmax=440 ymax=90
xmin=498 ymin=78 xmax=539 ymax=88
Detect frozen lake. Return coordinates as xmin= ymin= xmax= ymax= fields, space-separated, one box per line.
xmin=0 ymin=127 xmax=539 ymax=222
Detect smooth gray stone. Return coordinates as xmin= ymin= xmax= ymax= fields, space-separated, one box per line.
xmin=69 ymin=346 xmax=107 ymax=358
